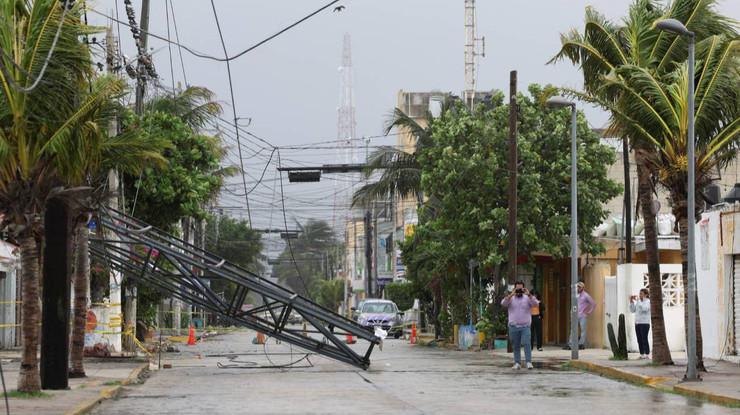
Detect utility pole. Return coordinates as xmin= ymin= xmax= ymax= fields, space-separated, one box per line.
xmin=623 ymin=137 xmax=632 ymax=263
xmin=104 ymin=27 xmax=123 ymax=353
xmin=134 ymin=0 xmax=151 ymax=114
xmin=507 ymin=71 xmax=518 ymax=283
xmin=124 ymin=0 xmax=151 ymax=352
xmin=364 ymin=210 xmax=373 ymax=298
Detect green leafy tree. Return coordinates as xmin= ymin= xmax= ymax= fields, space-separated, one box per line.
xmin=311 ymin=279 xmax=345 ymax=312
xmin=204 ymin=215 xmax=263 ymax=302
xmin=272 ymin=219 xmax=342 ymax=297
xmin=551 ymin=0 xmax=736 ymax=367
xmin=123 ymin=87 xmax=232 ymax=231
xmin=402 ymin=86 xmax=620 ymax=335
xmin=384 ymin=282 xmax=415 ymax=311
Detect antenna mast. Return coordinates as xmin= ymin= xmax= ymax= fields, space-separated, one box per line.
xmin=464 ymin=0 xmax=485 ymax=110
xmin=334 ymin=33 xmax=358 ymax=231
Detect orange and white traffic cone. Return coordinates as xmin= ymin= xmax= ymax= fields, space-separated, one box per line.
xmin=410 ymin=322 xmax=417 ymax=345
xmin=187 ymin=324 xmax=196 ymax=346
xmin=345 ymin=333 xmax=356 ymax=344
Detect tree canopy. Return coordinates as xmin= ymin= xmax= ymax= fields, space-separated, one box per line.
xmin=402 ymin=85 xmax=621 ymax=324
xmin=123 ymin=88 xmax=231 ymax=231
xmin=272 ymin=219 xmax=343 ymax=298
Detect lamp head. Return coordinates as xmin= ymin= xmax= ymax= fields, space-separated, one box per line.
xmin=546 ymin=96 xmax=575 ymax=108
xmin=655 ymin=18 xmax=694 ymax=37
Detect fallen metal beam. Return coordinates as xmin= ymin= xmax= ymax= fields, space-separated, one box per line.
xmin=90 ymin=207 xmax=380 ymax=369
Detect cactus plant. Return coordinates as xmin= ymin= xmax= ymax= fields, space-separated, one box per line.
xmin=617 ymin=314 xmax=628 ymax=358
xmin=607 ymin=314 xmax=628 ymax=360
xmin=607 ymin=322 xmax=619 ymax=356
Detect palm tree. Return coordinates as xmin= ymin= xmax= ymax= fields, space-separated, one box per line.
xmin=550 ymin=0 xmax=735 ymax=365
xmin=352 ymin=107 xmax=436 ymax=208
xmin=599 ymin=36 xmax=738 ymax=371
xmin=0 ymin=0 xmax=151 ymax=391
xmin=66 ymin=77 xmax=169 ymax=378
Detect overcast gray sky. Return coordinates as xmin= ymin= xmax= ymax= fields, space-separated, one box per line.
xmin=89 ymin=0 xmax=739 ymax=244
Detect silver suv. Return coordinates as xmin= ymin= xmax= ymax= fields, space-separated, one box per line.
xmin=355 ymin=299 xmax=403 ymax=338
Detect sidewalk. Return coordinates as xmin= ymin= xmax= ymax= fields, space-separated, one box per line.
xmin=490 ymin=346 xmax=740 ymax=407
xmin=0 ymin=350 xmax=149 ymax=415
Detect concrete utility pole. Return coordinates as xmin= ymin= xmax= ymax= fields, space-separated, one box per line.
xmin=507 ymin=71 xmax=517 ymax=283
xmin=134 ymin=0 xmax=151 ymax=115
xmin=104 ymin=27 xmax=123 ymax=353
xmin=364 ymin=210 xmax=373 ymax=298
xmin=124 ymin=0 xmax=151 ymax=352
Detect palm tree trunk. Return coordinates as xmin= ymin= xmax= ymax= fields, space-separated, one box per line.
xmin=18 ymin=234 xmax=41 ymax=392
xmin=69 ymin=221 xmax=89 ymax=378
xmin=674 ymin=207 xmax=706 ymax=372
xmin=635 ymin=150 xmax=673 ymax=365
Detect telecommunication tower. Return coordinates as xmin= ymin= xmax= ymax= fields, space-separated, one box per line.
xmin=464 ymin=0 xmax=485 ymax=109
xmin=333 ymin=33 xmax=358 ymax=232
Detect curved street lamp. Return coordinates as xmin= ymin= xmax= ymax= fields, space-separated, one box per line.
xmin=546 ymin=96 xmax=579 ymax=360
xmin=655 ymin=18 xmax=699 ymax=381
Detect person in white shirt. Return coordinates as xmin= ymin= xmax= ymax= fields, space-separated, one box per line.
xmin=629 ymin=288 xmax=651 ymax=359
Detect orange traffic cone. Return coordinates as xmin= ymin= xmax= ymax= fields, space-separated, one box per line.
xmin=187 ymin=324 xmax=196 ymax=346
xmin=345 ymin=333 xmax=356 ymax=344
xmin=410 ymin=322 xmax=417 ymax=345
xmin=254 ymin=332 xmax=265 ymax=345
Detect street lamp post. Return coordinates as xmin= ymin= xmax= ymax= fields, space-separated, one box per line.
xmin=547 ymin=97 xmax=579 ymax=360
xmin=655 ymin=18 xmax=698 ymax=381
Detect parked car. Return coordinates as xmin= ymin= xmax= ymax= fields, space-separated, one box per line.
xmin=355 ymin=299 xmax=403 ymax=338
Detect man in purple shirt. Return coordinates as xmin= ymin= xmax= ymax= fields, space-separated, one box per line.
xmin=566 ymin=281 xmax=596 ymax=350
xmin=501 ymin=281 xmax=539 ymax=370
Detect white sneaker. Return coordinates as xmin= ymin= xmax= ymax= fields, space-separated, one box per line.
xmin=526 ymin=362 xmax=534 ymax=370
xmin=512 ymin=363 xmax=521 ymax=370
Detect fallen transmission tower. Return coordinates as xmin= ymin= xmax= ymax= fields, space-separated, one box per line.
xmin=89 ymin=207 xmax=380 ymax=369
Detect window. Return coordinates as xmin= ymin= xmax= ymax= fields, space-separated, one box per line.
xmin=643 ymin=273 xmax=684 ymax=307
xmin=361 ymin=303 xmax=396 ymax=314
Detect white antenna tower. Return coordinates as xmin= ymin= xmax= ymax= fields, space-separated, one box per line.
xmin=333 ymin=33 xmax=358 ymax=232
xmin=464 ymin=0 xmax=485 ymax=110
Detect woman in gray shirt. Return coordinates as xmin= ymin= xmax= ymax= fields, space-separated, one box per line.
xmin=629 ymin=288 xmax=651 ymax=359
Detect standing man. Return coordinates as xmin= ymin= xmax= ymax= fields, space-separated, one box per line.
xmin=501 ymin=281 xmax=539 ymax=370
xmin=565 ymin=281 xmax=596 ymax=350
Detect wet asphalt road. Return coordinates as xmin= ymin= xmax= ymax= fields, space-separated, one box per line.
xmin=92 ymin=330 xmax=737 ymax=415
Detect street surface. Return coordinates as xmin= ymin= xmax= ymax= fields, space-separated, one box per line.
xmin=94 ymin=330 xmax=736 ymax=414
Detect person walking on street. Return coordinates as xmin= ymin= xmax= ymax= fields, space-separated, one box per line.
xmin=501 ymin=281 xmax=539 ymax=370
xmin=565 ymin=281 xmax=595 ymax=350
xmin=630 ymin=288 xmax=651 ymax=359
xmin=530 ymin=290 xmax=544 ymax=351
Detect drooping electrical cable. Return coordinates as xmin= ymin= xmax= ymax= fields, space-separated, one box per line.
xmin=90 ymin=0 xmax=339 ymax=63
xmin=164 ymin=0 xmax=176 ymax=94
xmin=167 ymin=0 xmax=189 ymax=86
xmin=0 ymin=1 xmax=71 ymax=93
xmin=277 ymin=151 xmax=310 ymax=295
xmin=210 ymin=0 xmax=252 ymax=227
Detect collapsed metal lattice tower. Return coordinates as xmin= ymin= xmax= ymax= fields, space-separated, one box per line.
xmin=89 ymin=208 xmax=380 ymax=369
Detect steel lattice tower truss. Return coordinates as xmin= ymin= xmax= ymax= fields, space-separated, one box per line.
xmin=90 ymin=208 xmax=381 ymax=369
xmin=333 ymin=33 xmax=358 ymax=232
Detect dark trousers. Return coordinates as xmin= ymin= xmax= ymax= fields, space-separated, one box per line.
xmin=635 ymin=324 xmax=650 ymax=355
xmin=531 ymin=315 xmax=543 ymax=349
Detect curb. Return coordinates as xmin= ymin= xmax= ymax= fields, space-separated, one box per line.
xmin=674 ymin=384 xmax=740 ymax=408
xmin=569 ymin=360 xmax=740 ymax=407
xmin=568 ymin=360 xmax=670 ymax=386
xmin=65 ymin=361 xmax=150 ymax=415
